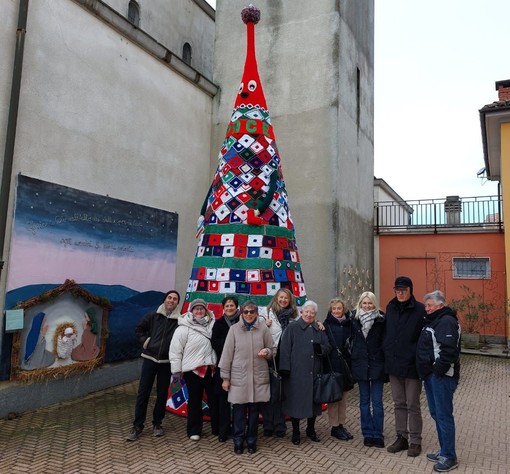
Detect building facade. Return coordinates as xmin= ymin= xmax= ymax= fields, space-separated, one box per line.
xmin=0 ymin=0 xmax=374 ymax=414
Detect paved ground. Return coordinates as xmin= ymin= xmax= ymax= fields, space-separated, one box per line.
xmin=0 ymin=353 xmax=508 ymax=474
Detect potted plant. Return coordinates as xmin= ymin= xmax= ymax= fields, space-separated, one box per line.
xmin=449 ymin=285 xmax=494 ymax=349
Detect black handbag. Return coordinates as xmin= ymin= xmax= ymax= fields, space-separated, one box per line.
xmin=326 ymin=325 xmax=355 ymax=392
xmin=339 ymin=354 xmax=355 ymax=391
xmin=313 ymin=354 xmax=343 ymax=404
xmin=269 ymin=358 xmax=282 ymax=403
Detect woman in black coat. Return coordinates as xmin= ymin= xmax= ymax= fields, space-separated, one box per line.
xmin=350 ymin=291 xmax=387 ymax=449
xmin=323 ymin=298 xmax=354 ymax=441
xmin=211 ymin=295 xmax=240 ymax=442
xmin=279 ymin=300 xmax=331 ymax=445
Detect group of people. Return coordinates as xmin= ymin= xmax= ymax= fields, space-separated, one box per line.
xmin=126 ymin=277 xmax=461 ymax=473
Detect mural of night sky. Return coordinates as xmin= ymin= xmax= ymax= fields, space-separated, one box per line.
xmin=7 ymin=175 xmax=178 ymax=293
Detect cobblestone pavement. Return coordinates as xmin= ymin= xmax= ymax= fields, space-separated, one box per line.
xmin=1 ymin=354 xmax=508 ymax=474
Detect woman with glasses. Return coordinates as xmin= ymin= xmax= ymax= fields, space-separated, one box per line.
xmin=219 ymin=301 xmax=275 ymax=455
xmin=169 ymin=298 xmax=218 ymax=441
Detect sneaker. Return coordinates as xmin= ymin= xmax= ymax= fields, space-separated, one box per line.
xmin=386 ymin=435 xmax=408 ymax=453
xmin=332 ymin=425 xmax=349 ymax=441
xmin=407 ymin=443 xmax=422 ymax=457
xmin=189 ymin=435 xmax=201 ymax=441
xmin=153 ymin=425 xmax=164 ymax=437
xmin=341 ymin=425 xmax=354 ymax=440
xmin=427 ymin=450 xmax=441 ymax=462
xmin=433 ymin=457 xmax=459 ymax=472
xmin=126 ymin=427 xmax=142 ymax=441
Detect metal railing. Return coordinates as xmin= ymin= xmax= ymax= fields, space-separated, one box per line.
xmin=374 ymin=195 xmax=503 ymax=234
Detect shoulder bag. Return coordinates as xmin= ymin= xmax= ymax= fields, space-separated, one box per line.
xmin=326 ymin=325 xmax=355 ymax=392
xmin=269 ymin=357 xmax=282 ymax=403
xmin=313 ymin=352 xmax=343 ymax=404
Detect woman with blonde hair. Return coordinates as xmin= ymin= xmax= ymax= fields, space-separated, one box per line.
xmin=260 ymin=288 xmax=298 ymax=438
xmin=350 ymin=291 xmax=387 ymax=448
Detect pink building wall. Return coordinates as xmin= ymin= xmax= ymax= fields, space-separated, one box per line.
xmin=378 ymin=232 xmax=506 ymax=338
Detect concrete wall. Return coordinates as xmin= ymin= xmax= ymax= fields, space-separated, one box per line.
xmin=0 ymin=1 xmax=19 ymax=188
xmin=213 ymin=0 xmax=374 ymax=312
xmin=101 ymin=0 xmax=215 ymax=78
xmin=0 ymin=0 xmax=215 ymax=343
xmin=0 ymin=359 xmax=142 ymax=418
xmin=29 ymin=0 xmax=212 ymax=285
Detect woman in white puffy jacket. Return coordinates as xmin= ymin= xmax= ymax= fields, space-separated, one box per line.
xmin=169 ymin=298 xmax=218 ymax=441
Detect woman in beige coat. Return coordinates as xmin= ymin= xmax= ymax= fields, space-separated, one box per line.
xmin=219 ymin=301 xmax=275 ymax=455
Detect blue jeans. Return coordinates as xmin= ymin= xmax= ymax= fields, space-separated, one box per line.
xmin=424 ymin=374 xmax=458 ymax=460
xmin=358 ymin=380 xmax=384 ymax=439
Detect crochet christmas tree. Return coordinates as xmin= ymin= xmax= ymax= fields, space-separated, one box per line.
xmin=182 ymin=5 xmax=307 ymax=315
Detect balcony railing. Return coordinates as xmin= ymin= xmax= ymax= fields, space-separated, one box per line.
xmin=374 ymin=195 xmax=503 ymax=234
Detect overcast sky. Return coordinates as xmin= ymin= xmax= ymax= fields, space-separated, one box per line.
xmin=206 ymin=1 xmax=507 ymax=201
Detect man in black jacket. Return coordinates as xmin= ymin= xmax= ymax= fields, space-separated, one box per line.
xmin=418 ymin=290 xmax=460 ymax=472
xmin=126 ymin=290 xmax=180 ymax=441
xmin=384 ymin=276 xmax=426 ymax=457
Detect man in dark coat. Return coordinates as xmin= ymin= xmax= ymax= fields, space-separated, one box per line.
xmin=418 ymin=290 xmax=460 ymax=473
xmin=126 ymin=290 xmax=180 ymax=441
xmin=384 ymin=276 xmax=426 ymax=457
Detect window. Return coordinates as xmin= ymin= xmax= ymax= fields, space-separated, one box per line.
xmin=128 ymin=0 xmax=140 ymax=27
xmin=183 ymin=43 xmax=192 ymax=66
xmin=452 ymin=257 xmax=491 ymax=279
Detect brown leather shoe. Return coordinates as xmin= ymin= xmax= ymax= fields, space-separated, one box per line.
xmin=407 ymin=444 xmax=422 ymax=457
xmin=386 ymin=435 xmax=409 ymax=453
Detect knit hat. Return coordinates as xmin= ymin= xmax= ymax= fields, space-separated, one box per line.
xmin=189 ymin=298 xmax=207 ymax=312
xmin=394 ymin=276 xmax=413 ymax=292
xmin=64 ymin=327 xmax=74 ymax=335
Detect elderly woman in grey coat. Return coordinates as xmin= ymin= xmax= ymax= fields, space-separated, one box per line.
xmin=219 ymin=301 xmax=275 ymax=455
xmin=279 ymin=300 xmax=332 ymax=445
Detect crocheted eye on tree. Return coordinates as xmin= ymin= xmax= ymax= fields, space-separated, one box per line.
xmin=182 ymin=5 xmax=307 ymax=316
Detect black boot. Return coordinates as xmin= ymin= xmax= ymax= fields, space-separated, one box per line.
xmin=306 ymin=416 xmax=320 ymax=442
xmin=291 ymin=418 xmax=300 ymax=445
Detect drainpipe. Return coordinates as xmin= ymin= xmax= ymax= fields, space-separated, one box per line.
xmin=0 ymin=0 xmax=29 ymax=282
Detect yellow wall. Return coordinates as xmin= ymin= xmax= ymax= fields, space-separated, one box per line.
xmin=501 ymin=123 xmax=510 ymax=345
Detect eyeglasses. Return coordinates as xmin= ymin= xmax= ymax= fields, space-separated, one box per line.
xmin=395 ymin=288 xmax=409 ymax=294
xmin=243 ymin=309 xmax=256 ymax=314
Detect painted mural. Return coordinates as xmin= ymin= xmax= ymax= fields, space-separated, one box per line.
xmin=2 ymin=175 xmax=178 ymax=380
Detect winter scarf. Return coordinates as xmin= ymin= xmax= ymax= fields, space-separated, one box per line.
xmin=276 ymin=307 xmax=294 ymax=330
xmin=357 ymin=309 xmax=379 ymax=338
